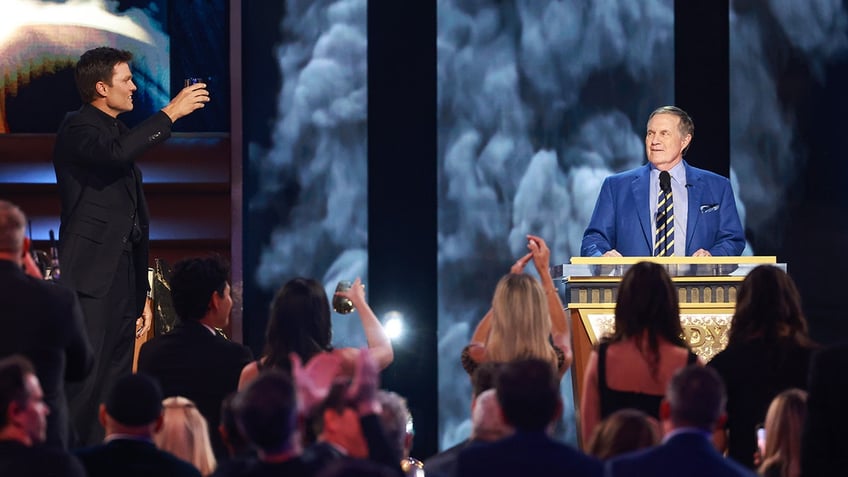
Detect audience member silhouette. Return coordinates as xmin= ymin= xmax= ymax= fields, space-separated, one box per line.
xmin=219 ymin=370 xmax=308 ymax=477
xmin=708 ymin=265 xmax=816 ymax=468
xmin=758 ymin=389 xmax=806 ymax=477
xmin=800 ymin=341 xmax=848 ymax=477
xmin=138 ymin=256 xmax=253 ymax=459
xmin=580 ymin=261 xmax=698 ymax=444
xmin=0 ymin=200 xmax=93 ymax=449
xmin=75 ymin=373 xmax=201 ymax=477
xmin=0 ymin=355 xmax=87 ymax=477
xmin=463 ymin=235 xmax=572 ymax=380
xmin=238 ymin=277 xmax=393 ymax=389
xmin=155 ymin=396 xmax=218 ymax=476
xmin=424 ymin=362 xmax=506 ymax=476
xmin=586 ymin=408 xmax=659 ymax=460
xmin=607 ymin=365 xmax=755 ymax=477
xmin=457 ymin=358 xmax=602 ymax=477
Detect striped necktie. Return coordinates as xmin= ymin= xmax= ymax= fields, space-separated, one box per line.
xmin=654 ymin=171 xmax=674 ymax=256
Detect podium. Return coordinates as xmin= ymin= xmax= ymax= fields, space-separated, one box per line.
xmin=553 ymin=256 xmax=784 ymax=414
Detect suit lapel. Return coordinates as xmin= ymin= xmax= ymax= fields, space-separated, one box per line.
xmin=631 ymin=166 xmax=653 ymax=252
xmin=684 ymin=162 xmax=703 ymax=255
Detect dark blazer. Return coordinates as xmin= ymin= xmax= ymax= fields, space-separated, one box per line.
xmin=53 ymin=103 xmax=172 ymax=313
xmin=581 ymin=161 xmax=745 ymax=257
xmin=801 ymin=343 xmax=848 ymax=477
xmin=0 ymin=439 xmax=87 ymax=477
xmin=0 ymin=260 xmax=93 ymax=449
xmin=457 ymin=431 xmax=602 ymax=477
xmin=137 ymin=320 xmax=253 ymax=458
xmin=608 ymin=431 xmax=756 ymax=477
xmin=75 ymin=438 xmax=201 ymax=477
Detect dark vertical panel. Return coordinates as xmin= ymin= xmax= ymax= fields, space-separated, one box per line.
xmin=230 ymin=0 xmax=244 ymax=343
xmin=368 ymin=0 xmax=438 ymax=459
xmin=675 ymin=0 xmax=730 ymax=177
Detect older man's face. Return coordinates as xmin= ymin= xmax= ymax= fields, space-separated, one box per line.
xmin=15 ymin=373 xmax=50 ymax=445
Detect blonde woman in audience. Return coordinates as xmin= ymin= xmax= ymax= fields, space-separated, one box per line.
xmin=580 ymin=261 xmax=700 ymax=444
xmin=462 ymin=235 xmax=572 ymax=379
xmin=758 ymin=389 xmax=807 ymax=477
xmin=154 ymin=396 xmax=217 ymax=476
xmin=586 ymin=408 xmax=660 ymax=460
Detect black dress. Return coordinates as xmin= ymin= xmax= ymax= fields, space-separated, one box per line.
xmin=598 ymin=342 xmax=698 ymax=420
xmin=707 ymin=338 xmax=814 ymax=468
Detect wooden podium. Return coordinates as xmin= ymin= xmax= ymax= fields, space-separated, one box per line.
xmin=553 ymin=256 xmax=783 ymax=416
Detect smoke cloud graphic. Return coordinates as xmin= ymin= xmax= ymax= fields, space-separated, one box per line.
xmin=730 ymin=0 xmax=848 ymax=251
xmin=438 ymin=0 xmax=675 ymax=449
xmin=253 ymin=0 xmax=369 ymax=347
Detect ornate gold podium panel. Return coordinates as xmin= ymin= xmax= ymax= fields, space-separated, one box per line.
xmin=554 ymin=257 xmax=783 ymax=417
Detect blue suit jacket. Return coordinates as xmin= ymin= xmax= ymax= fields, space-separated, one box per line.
xmin=581 ymin=162 xmax=745 ymax=257
xmin=607 ymin=432 xmax=755 ymax=477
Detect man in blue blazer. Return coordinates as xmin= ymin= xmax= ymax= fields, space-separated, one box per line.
xmin=582 ymin=106 xmax=745 ymax=257
xmin=607 ymin=366 xmax=755 ymax=477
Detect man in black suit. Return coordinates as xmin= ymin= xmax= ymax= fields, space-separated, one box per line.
xmin=0 ymin=200 xmax=93 ymax=449
xmin=0 ymin=355 xmax=87 ymax=477
xmin=456 ymin=359 xmax=602 ymax=477
xmin=52 ymin=46 xmax=209 ymax=445
xmin=75 ymin=373 xmax=201 ymax=477
xmin=801 ymin=343 xmax=848 ymax=477
xmin=137 ymin=256 xmax=253 ymax=459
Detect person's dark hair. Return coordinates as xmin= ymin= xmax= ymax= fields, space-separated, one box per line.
xmin=264 ymin=277 xmax=333 ymax=372
xmin=170 ymin=256 xmax=230 ymax=322
xmin=75 ymin=47 xmax=133 ymax=103
xmin=234 ymin=370 xmax=297 ymax=454
xmin=219 ymin=393 xmax=250 ymax=457
xmin=728 ymin=265 xmax=814 ymax=348
xmin=648 ymin=105 xmax=694 ymax=139
xmin=495 ymin=358 xmax=559 ymax=432
xmin=666 ymin=365 xmax=726 ymax=430
xmin=0 ymin=355 xmax=35 ymax=429
xmin=586 ymin=408 xmax=659 ymax=460
xmin=471 ymin=361 xmax=503 ymax=398
xmin=607 ymin=261 xmax=687 ymax=378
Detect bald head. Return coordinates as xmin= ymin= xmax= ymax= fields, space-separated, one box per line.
xmin=471 ymin=389 xmax=513 ymax=442
xmin=0 ymin=201 xmax=26 ymax=260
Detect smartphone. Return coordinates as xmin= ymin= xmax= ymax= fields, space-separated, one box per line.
xmin=756 ymin=425 xmax=766 ymax=456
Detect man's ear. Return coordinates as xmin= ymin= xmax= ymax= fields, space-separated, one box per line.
xmin=659 ymin=399 xmax=671 ymax=421
xmin=98 ymin=404 xmax=108 ymax=429
xmin=21 ymin=237 xmax=31 ymax=257
xmin=95 ymin=81 xmax=108 ymax=97
xmin=715 ymin=412 xmax=728 ymax=431
xmin=552 ymin=398 xmax=563 ymax=424
xmin=152 ymin=414 xmax=164 ymax=433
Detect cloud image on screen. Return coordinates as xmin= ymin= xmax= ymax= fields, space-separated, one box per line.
xmin=0 ymin=0 xmax=169 ymax=133
xmin=437 ymin=0 xmax=676 ymax=449
xmin=249 ymin=0 xmax=370 ymax=348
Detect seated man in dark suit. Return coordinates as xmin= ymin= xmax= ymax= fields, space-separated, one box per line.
xmin=137 ymin=256 xmax=253 ymax=459
xmin=74 ymin=373 xmax=201 ymax=477
xmin=608 ymin=365 xmax=755 ymax=477
xmin=0 ymin=355 xmax=86 ymax=477
xmin=425 ymin=362 xmax=511 ymax=477
xmin=457 ymin=358 xmax=602 ymax=477
xmin=0 ymin=200 xmax=93 ymax=449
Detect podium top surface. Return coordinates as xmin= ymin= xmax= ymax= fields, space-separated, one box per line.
xmin=552 ymin=256 xmax=784 ymax=280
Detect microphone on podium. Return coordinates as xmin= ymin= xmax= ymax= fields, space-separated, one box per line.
xmin=659 ymin=170 xmax=671 ymax=193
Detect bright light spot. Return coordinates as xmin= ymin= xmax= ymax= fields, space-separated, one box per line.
xmin=384 ymin=310 xmax=404 ymax=340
